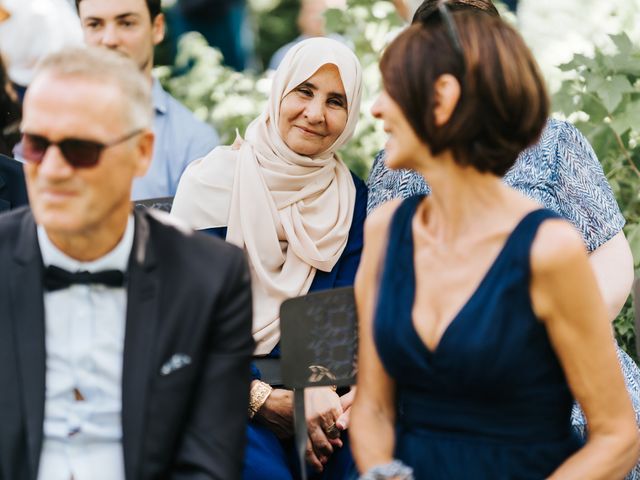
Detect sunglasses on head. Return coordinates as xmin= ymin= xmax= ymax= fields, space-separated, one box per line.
xmin=20 ymin=128 xmax=144 ymax=168
xmin=424 ymin=1 xmax=466 ymax=74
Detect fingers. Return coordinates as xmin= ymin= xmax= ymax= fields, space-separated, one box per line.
xmin=305 ymin=438 xmax=324 ymax=472
xmin=336 ymin=407 xmax=350 ymax=431
xmin=324 ymin=422 xmax=343 ymax=449
xmin=339 ymin=388 xmax=356 ymax=411
xmin=308 ymin=422 xmax=334 ymax=464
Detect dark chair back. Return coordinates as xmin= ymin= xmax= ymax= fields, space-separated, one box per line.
xmin=133 ymin=196 xmax=174 ymax=213
xmin=279 ymin=286 xmax=358 ymax=480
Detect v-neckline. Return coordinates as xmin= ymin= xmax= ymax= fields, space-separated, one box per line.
xmin=408 ymin=208 xmax=544 ymax=357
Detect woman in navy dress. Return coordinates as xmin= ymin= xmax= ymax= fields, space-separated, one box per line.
xmin=366 ymin=2 xmax=640 ymax=478
xmin=350 ymin=7 xmax=639 ymax=480
xmin=171 ymin=37 xmax=365 ymax=479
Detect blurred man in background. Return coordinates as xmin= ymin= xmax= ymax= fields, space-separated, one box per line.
xmin=76 ymin=0 xmax=220 ymax=200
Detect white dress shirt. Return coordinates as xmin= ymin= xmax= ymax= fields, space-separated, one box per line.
xmin=36 ymin=217 xmax=134 ymax=480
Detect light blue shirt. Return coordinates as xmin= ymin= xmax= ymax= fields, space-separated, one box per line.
xmin=36 ymin=216 xmax=134 ymax=480
xmin=131 ymin=79 xmax=219 ymax=201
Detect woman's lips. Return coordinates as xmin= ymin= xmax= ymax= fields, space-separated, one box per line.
xmin=295 ymin=125 xmax=325 ymax=137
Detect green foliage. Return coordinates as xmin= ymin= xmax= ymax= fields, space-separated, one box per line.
xmin=553 ymin=32 xmax=640 ymax=360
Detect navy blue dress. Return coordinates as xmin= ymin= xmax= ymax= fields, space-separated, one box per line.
xmin=374 ymin=196 xmax=583 ymax=479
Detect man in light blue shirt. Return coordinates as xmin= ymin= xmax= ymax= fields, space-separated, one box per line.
xmin=76 ymin=0 xmax=219 ymax=200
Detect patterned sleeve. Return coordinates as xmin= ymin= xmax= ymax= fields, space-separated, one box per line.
xmin=551 ymin=120 xmax=625 ymax=252
xmin=366 ymin=150 xmax=394 ymax=214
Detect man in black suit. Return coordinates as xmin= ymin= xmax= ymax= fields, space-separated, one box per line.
xmin=0 ymin=154 xmax=28 ymax=212
xmin=0 ymin=46 xmax=254 ymax=480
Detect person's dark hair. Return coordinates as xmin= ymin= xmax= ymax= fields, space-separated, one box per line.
xmin=0 ymin=55 xmax=21 ymax=156
xmin=412 ymin=0 xmax=500 ymax=24
xmin=75 ymin=0 xmax=162 ymax=20
xmin=380 ymin=12 xmax=548 ymax=176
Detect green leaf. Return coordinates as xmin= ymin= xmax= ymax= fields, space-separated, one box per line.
xmin=611 ymin=100 xmax=640 ymax=136
xmin=598 ymin=75 xmax=634 ymax=113
xmin=611 ymin=32 xmax=633 ymax=57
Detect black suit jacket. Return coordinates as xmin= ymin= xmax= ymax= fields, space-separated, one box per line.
xmin=0 ymin=208 xmax=254 ymax=480
xmin=0 ymin=154 xmax=28 ymax=212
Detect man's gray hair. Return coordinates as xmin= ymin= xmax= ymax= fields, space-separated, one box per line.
xmin=34 ymin=46 xmax=153 ymax=129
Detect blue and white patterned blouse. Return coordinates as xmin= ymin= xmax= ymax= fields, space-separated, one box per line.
xmin=366 ymin=118 xmax=625 ymax=252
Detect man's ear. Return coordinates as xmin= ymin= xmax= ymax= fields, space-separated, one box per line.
xmin=151 ymin=13 xmax=166 ymax=46
xmin=133 ymin=130 xmax=154 ymax=178
xmin=433 ymin=74 xmax=461 ymax=127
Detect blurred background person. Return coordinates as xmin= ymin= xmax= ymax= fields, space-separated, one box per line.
xmin=351 ymin=8 xmax=639 ymax=480
xmin=0 ymin=54 xmax=20 ymax=156
xmin=166 ymin=0 xmax=254 ymax=71
xmin=76 ymin=0 xmax=219 ymax=200
xmin=268 ymin=0 xmax=346 ymax=71
xmin=0 ymin=0 xmax=82 ymax=101
xmin=172 ymin=37 xmax=366 ymax=480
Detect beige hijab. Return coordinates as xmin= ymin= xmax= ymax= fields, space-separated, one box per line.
xmin=172 ymin=37 xmax=363 ymax=354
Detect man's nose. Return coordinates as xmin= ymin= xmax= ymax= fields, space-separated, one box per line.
xmin=100 ymin=24 xmax=121 ymax=48
xmin=38 ymin=145 xmax=74 ymax=179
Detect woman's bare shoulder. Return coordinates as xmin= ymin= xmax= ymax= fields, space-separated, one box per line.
xmin=364 ymin=198 xmax=403 ymax=238
xmin=531 ymin=218 xmax=587 ymax=276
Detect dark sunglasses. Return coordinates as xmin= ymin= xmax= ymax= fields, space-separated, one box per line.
xmin=20 ymin=128 xmax=144 ymax=168
xmin=424 ymin=1 xmax=466 ymax=74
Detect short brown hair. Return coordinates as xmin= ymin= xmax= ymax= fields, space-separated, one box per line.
xmin=75 ymin=0 xmax=162 ymax=20
xmin=380 ymin=13 xmax=548 ymax=176
xmin=412 ymin=0 xmax=499 ymax=23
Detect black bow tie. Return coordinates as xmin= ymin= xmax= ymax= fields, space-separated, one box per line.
xmin=43 ymin=265 xmax=125 ymax=292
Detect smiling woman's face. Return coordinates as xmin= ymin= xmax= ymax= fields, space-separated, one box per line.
xmin=278 ymin=63 xmax=348 ymax=156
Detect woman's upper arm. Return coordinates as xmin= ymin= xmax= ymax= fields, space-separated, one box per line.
xmin=588 ymin=231 xmax=634 ymax=321
xmin=354 ymin=200 xmax=402 ymax=411
xmin=530 ymin=220 xmax=635 ymax=437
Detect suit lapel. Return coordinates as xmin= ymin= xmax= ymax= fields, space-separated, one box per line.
xmin=11 ymin=211 xmax=46 ymax=480
xmin=122 ymin=210 xmax=160 ymax=480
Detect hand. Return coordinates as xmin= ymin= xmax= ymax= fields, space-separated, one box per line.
xmin=254 ymin=388 xmax=294 ymax=439
xmin=336 ymin=387 xmax=356 ymax=431
xmin=304 ymin=386 xmax=344 ymax=471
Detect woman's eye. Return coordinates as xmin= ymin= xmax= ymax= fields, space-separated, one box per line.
xmin=297 ymin=88 xmax=313 ymax=97
xmin=328 ymin=98 xmax=346 ymax=108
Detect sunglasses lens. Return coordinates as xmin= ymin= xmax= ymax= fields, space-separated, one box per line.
xmin=59 ymin=139 xmax=101 ymax=168
xmin=21 ymin=133 xmax=50 ymax=164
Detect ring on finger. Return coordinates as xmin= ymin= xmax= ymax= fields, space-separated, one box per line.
xmin=324 ymin=423 xmax=340 ymax=439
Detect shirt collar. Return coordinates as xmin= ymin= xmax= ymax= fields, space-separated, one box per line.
xmin=152 ymin=77 xmax=168 ymax=116
xmin=37 ymin=215 xmax=135 ymax=272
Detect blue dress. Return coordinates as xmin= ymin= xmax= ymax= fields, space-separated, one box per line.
xmin=374 ymin=196 xmax=583 ymax=479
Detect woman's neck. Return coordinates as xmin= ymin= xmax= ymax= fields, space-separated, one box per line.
xmin=414 ymin=153 xmax=510 ymax=242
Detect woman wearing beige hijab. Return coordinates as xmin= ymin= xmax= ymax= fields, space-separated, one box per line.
xmin=172 ymin=37 xmax=365 ymax=480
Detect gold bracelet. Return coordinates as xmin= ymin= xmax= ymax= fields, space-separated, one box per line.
xmin=248 ymin=381 xmax=273 ymax=419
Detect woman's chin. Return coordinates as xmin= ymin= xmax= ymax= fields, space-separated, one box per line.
xmin=384 ymin=146 xmax=405 ymax=170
